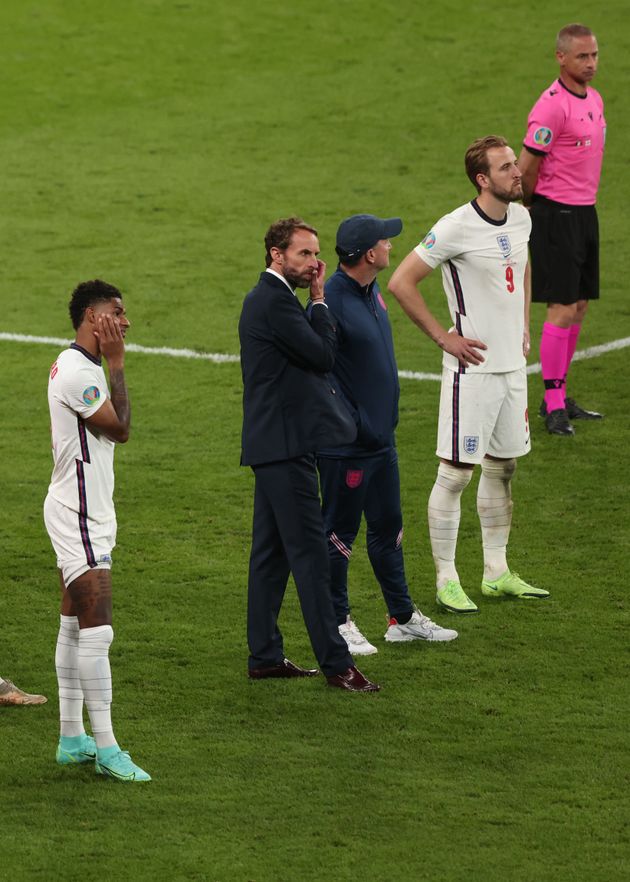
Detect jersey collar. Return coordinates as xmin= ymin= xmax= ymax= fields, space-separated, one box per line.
xmin=470 ymin=199 xmax=508 ymax=227
xmin=70 ymin=342 xmax=102 ymax=366
xmin=558 ymin=77 xmax=588 ymax=100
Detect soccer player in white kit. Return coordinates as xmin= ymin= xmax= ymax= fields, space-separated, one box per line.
xmin=389 ymin=136 xmax=550 ymax=613
xmin=44 ymin=280 xmax=150 ymax=781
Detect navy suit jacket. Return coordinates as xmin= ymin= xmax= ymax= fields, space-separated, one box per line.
xmin=239 ymin=272 xmax=357 ymax=467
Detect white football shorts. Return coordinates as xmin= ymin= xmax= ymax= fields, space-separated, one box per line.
xmin=436 ymin=366 xmax=531 ymax=464
xmin=44 ymin=494 xmax=117 ymax=587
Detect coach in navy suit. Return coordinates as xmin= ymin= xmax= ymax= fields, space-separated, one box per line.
xmin=239 ymin=217 xmax=379 ymax=692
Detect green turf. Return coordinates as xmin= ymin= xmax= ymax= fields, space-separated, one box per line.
xmin=1 ymin=1 xmax=629 ymax=880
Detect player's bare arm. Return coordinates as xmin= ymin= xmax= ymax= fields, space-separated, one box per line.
xmin=388 ymin=251 xmax=487 ymax=367
xmin=517 ymin=148 xmax=542 ymax=206
xmin=87 ymin=313 xmax=131 ymax=443
xmin=523 ymin=261 xmax=532 ymax=357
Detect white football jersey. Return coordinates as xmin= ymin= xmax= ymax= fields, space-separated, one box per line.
xmin=47 ymin=344 xmax=115 ymax=523
xmin=415 ymin=200 xmax=531 ymax=373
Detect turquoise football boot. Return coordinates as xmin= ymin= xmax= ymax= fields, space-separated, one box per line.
xmin=56 ymin=733 xmax=97 ymax=765
xmin=95 ymin=746 xmax=151 ymax=782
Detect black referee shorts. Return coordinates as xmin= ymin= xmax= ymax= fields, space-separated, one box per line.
xmin=529 ymin=196 xmax=599 ymax=305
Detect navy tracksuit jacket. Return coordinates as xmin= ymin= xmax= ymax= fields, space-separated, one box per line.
xmin=313 ymin=267 xmax=414 ymax=623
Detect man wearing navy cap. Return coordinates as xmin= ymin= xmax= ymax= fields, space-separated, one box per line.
xmin=314 ymin=214 xmax=458 ymax=654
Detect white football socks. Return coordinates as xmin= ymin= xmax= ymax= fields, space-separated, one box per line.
xmin=477 ymin=458 xmax=516 ymax=581
xmin=427 ymin=462 xmax=473 ymax=588
xmin=55 ymin=615 xmax=85 ymax=737
xmin=78 ymin=625 xmax=117 ymax=750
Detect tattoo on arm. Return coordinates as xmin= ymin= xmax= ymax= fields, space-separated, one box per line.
xmin=109 ymin=368 xmax=131 ymax=430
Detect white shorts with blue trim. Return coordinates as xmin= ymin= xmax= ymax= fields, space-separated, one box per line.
xmin=44 ymin=494 xmax=116 ymax=587
xmin=436 ymin=366 xmax=531 ymax=464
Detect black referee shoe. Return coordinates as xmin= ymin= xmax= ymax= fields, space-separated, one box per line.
xmin=545 ymin=407 xmax=575 ymax=436
xmin=565 ymin=397 xmax=604 ymax=420
xmin=539 ymin=398 xmax=604 ymax=420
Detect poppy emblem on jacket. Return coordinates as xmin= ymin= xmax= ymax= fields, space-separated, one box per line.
xmin=345 ymin=469 xmax=364 ymax=489
xmin=82 ymin=385 xmax=100 ymax=406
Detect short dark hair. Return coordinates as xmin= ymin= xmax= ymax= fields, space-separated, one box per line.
xmin=264 ymin=217 xmax=318 ymax=267
xmin=336 ymin=249 xmax=364 ymax=268
xmin=68 ymin=279 xmax=123 ymax=330
xmin=557 ymin=23 xmax=594 ymax=53
xmin=465 ymin=135 xmax=509 ymax=193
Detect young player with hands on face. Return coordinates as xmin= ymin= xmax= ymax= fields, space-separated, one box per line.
xmin=45 ymin=280 xmax=150 ymax=782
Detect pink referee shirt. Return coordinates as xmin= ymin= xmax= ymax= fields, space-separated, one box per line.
xmin=523 ymin=79 xmax=606 ymax=205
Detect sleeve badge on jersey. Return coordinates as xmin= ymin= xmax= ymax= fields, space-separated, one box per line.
xmin=420 ymin=231 xmax=436 ymax=249
xmin=82 ymin=385 xmax=101 ymax=406
xmin=533 ymin=126 xmax=553 ymax=146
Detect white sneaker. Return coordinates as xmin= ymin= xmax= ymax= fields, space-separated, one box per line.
xmin=338 ymin=616 xmax=378 ymax=656
xmin=384 ymin=608 xmax=458 ymax=643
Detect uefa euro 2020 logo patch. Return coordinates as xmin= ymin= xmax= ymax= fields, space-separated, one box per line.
xmin=82 ymin=385 xmax=100 ymax=406
xmin=420 ymin=231 xmax=436 ymax=250
xmin=533 ymin=126 xmax=553 ymax=146
xmin=497 ymin=235 xmax=512 ymax=258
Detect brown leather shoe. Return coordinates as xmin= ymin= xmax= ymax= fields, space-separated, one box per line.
xmin=326 ymin=665 xmax=380 ymax=692
xmin=248 ymin=658 xmax=320 ymax=679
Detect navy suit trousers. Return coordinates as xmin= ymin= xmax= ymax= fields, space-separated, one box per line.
xmin=247 ymin=455 xmax=353 ymax=677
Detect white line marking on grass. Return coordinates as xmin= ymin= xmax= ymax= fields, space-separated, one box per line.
xmin=398 ymin=369 xmax=442 ymax=381
xmin=0 ymin=332 xmax=240 ymax=364
xmin=2 ymin=332 xmax=629 ymax=378
xmin=403 ymin=337 xmax=630 ymax=381
xmin=526 ymin=336 xmax=630 ymax=376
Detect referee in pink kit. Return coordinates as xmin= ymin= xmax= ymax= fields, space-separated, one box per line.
xmin=518 ymin=23 xmax=606 ymax=436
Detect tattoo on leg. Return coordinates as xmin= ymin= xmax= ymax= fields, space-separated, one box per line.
xmin=68 ymin=569 xmax=113 ymax=626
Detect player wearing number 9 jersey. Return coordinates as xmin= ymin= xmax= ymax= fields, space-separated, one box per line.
xmin=389 ymin=135 xmax=549 ymax=614
xmin=415 ymin=191 xmax=531 ymax=375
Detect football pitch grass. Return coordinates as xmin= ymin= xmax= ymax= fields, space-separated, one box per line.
xmin=1 ymin=2 xmax=628 ymax=880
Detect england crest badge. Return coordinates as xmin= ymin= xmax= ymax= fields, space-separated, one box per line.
xmin=345 ymin=469 xmax=364 ymax=489
xmin=463 ymin=436 xmax=479 ymax=455
xmin=497 ymin=235 xmax=511 ymax=258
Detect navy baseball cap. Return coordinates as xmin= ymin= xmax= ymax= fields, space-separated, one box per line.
xmin=335 ymin=214 xmax=403 ymax=259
